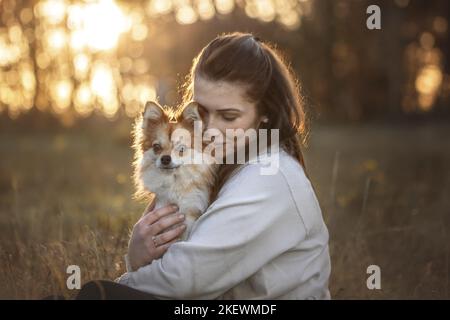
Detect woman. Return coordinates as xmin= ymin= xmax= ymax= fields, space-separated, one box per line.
xmin=74 ymin=32 xmax=331 ymax=300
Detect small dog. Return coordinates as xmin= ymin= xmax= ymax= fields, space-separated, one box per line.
xmin=132 ymin=100 xmax=216 ymax=241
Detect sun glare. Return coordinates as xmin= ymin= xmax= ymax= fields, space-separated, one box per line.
xmin=67 ymin=0 xmax=131 ymax=52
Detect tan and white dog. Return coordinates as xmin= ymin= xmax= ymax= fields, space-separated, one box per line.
xmin=132 ymin=100 xmax=216 ymax=241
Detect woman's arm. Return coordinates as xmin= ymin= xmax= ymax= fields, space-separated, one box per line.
xmin=116 ymin=164 xmax=307 ymax=299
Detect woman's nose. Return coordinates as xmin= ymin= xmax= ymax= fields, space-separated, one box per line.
xmin=205 ymin=116 xmax=216 ymax=131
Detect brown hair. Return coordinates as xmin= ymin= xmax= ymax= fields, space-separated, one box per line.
xmin=180 ymin=32 xmax=310 ymax=202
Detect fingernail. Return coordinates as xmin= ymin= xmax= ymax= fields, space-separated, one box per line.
xmin=172 ymin=205 xmax=179 ymax=210
xmin=178 ymin=213 xmax=185 ymax=219
xmin=180 ymin=224 xmax=186 ymax=229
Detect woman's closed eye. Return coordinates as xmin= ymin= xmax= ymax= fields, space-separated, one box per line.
xmin=221 ymin=114 xmax=238 ymax=122
xmin=219 ymin=111 xmax=241 ymax=121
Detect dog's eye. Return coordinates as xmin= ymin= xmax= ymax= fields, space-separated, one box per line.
xmin=153 ymin=143 xmax=162 ymax=153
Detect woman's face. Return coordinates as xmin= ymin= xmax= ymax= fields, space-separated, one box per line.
xmin=192 ymin=75 xmax=264 ymax=135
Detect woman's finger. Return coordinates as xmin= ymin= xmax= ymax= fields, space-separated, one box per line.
xmin=158 ymin=224 xmax=187 ymax=245
xmin=142 ymin=204 xmax=179 ymax=226
xmin=153 ymin=236 xmax=182 ymax=257
xmin=150 ymin=211 xmax=185 ymax=235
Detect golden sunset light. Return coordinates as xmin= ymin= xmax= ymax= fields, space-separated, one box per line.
xmin=0 ymin=0 xmax=316 ymax=122
xmin=1 ymin=0 xmax=450 ymax=302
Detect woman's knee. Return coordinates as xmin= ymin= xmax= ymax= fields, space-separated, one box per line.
xmin=76 ymin=279 xmax=156 ymax=300
xmin=76 ymin=280 xmax=110 ymax=300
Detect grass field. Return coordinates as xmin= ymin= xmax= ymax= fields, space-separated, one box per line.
xmin=1 ymin=116 xmax=449 ymax=299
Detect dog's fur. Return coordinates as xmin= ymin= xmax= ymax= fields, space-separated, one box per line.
xmin=132 ymin=100 xmax=216 ymax=241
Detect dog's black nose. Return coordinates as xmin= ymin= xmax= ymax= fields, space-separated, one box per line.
xmin=161 ymin=155 xmax=171 ymax=165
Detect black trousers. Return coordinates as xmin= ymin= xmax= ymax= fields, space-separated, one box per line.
xmin=43 ymin=280 xmax=158 ymax=300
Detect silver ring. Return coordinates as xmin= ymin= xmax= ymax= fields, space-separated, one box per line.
xmin=152 ymin=235 xmax=159 ymax=247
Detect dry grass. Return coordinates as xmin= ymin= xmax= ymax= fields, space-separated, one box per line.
xmin=306 ymin=121 xmax=450 ymax=299
xmin=1 ymin=116 xmax=449 ymax=299
xmin=0 ymin=117 xmax=143 ymax=299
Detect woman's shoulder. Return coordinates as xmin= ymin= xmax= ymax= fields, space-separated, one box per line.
xmin=219 ymin=148 xmax=324 ymax=237
xmin=222 ymin=147 xmax=310 ymax=191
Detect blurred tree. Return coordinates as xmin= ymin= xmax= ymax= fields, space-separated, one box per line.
xmin=0 ymin=0 xmax=449 ymax=125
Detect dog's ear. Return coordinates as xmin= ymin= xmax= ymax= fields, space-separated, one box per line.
xmin=181 ymin=101 xmax=201 ymax=125
xmin=142 ymin=101 xmax=164 ymax=129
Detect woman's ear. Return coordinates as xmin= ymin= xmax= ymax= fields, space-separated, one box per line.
xmin=181 ymin=101 xmax=201 ymax=125
xmin=142 ymin=101 xmax=164 ymax=129
xmin=260 ymin=116 xmax=269 ymax=125
xmin=257 ymin=115 xmax=269 ymax=130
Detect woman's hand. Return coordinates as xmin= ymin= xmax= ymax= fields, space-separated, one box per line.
xmin=127 ymin=199 xmax=187 ymax=271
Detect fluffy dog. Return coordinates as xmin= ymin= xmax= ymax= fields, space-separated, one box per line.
xmin=132 ymin=100 xmax=216 ymax=241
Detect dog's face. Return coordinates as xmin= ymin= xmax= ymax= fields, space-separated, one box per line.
xmin=136 ymin=100 xmax=202 ymax=172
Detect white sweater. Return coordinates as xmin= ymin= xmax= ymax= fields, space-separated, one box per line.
xmin=116 ymin=148 xmax=331 ymax=299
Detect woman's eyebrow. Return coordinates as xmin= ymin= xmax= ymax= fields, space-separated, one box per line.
xmin=193 ymin=101 xmax=242 ymax=113
xmin=216 ymin=108 xmax=242 ymax=112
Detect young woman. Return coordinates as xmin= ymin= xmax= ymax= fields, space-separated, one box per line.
xmin=73 ymin=32 xmax=331 ymax=300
